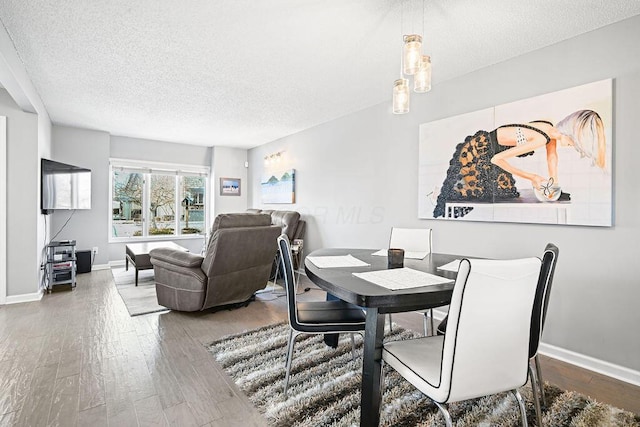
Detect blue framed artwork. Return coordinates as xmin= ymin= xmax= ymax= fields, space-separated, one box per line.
xmin=261 ymin=169 xmax=295 ymax=204
xmin=220 ymin=177 xmax=241 ymax=196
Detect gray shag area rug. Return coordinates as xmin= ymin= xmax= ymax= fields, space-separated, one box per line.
xmin=208 ymin=322 xmax=640 ymax=427
xmin=111 ymin=267 xmax=169 ymax=316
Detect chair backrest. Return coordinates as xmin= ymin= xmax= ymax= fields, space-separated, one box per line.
xmin=529 ymin=243 xmax=559 ymax=358
xmin=270 ymin=211 xmax=301 ymax=240
xmin=208 ymin=213 xmax=272 ymax=241
xmin=388 ymin=227 xmax=432 ymax=253
xmin=248 ymin=209 xmax=304 ymax=241
xmin=200 ymin=214 xmax=281 ymax=309
xmin=440 ymin=257 xmax=541 ymax=402
xmin=277 ymin=234 xmax=299 ymax=329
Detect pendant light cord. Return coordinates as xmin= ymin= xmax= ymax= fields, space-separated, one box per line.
xmin=422 ymin=0 xmax=425 ymax=39
xmin=400 ymin=1 xmax=404 ymax=78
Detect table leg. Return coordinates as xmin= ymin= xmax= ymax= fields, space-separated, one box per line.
xmin=323 ymin=333 xmax=338 ymax=348
xmin=324 ymin=293 xmax=340 ymax=348
xmin=360 ymin=307 xmax=385 ymax=426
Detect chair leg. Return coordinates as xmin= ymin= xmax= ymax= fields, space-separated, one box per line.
xmin=529 ymin=361 xmax=543 ymax=426
xmin=422 ymin=309 xmax=436 ymax=336
xmin=350 ymin=333 xmax=356 ymax=361
xmin=429 ymin=309 xmax=435 ymax=336
xmin=433 ymin=401 xmax=453 ymax=427
xmin=423 ymin=312 xmax=429 ymax=336
xmin=511 ymin=389 xmax=529 ymax=427
xmin=272 ymin=254 xmax=281 ymax=290
xmin=378 ymin=359 xmax=386 ymax=417
xmin=283 ymin=329 xmax=297 ymax=397
xmin=534 ymin=354 xmax=546 ymax=406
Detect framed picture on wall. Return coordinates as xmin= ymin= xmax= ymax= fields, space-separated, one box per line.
xmin=418 ymin=78 xmax=612 ymax=227
xmin=220 ymin=177 xmax=241 ymax=196
xmin=261 ymin=169 xmax=295 ymax=204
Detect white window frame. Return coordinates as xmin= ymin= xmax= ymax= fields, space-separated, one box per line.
xmin=109 ymin=158 xmax=210 ymax=243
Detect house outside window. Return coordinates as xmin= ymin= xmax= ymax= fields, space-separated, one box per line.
xmin=110 ymin=159 xmax=209 ymax=240
xmin=112 ymin=171 xmax=143 ymax=238
xmin=181 ymin=176 xmax=206 ymax=234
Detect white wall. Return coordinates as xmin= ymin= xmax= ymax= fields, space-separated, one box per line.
xmin=50 ymin=126 xmax=110 ymax=265
xmin=212 ymin=146 xmax=248 ymax=215
xmin=0 ymin=115 xmax=6 ymax=304
xmin=110 ymin=135 xmax=211 ymax=167
xmin=1 ymin=22 xmax=53 ymax=302
xmin=248 ymin=17 xmax=640 ymax=375
xmin=36 ymin=115 xmax=52 ymax=289
xmin=0 ymin=89 xmax=39 ymax=297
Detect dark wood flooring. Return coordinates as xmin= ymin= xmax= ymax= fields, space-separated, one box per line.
xmin=0 ymin=270 xmax=637 ymax=426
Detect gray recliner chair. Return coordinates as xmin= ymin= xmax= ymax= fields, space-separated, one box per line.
xmin=149 ymin=213 xmax=281 ymax=311
xmin=246 ymin=209 xmax=305 ymax=241
xmin=246 ymin=209 xmax=306 ymax=273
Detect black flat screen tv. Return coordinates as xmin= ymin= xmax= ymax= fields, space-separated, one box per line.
xmin=41 ymin=158 xmax=92 ymax=214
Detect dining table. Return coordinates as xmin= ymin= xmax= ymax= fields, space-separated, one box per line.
xmin=304 ymin=248 xmax=463 ymax=427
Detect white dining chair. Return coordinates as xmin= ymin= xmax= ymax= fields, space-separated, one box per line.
xmin=434 ymin=244 xmax=559 ymax=426
xmin=386 ymin=227 xmax=437 ymax=335
xmin=388 ymin=227 xmax=433 ymax=257
xmin=381 ymin=257 xmax=542 ymax=427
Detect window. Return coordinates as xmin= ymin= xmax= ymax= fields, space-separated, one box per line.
xmin=112 ymin=171 xmax=143 ymax=237
xmin=110 ymin=159 xmax=209 ymax=240
xmin=149 ymin=173 xmax=176 ymax=235
xmin=180 ymin=176 xmax=206 ymax=234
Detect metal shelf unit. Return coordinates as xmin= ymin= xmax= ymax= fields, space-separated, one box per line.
xmin=45 ymin=240 xmax=77 ymax=292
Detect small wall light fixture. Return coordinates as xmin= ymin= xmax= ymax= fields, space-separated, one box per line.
xmin=264 ymin=151 xmax=284 ymax=166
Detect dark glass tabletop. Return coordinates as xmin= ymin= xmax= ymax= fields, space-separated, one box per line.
xmin=304 ymin=248 xmax=460 ymax=313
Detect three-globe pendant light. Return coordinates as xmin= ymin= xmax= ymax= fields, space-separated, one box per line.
xmin=393 ymin=1 xmax=432 ymax=114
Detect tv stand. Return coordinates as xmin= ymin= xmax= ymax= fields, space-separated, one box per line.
xmin=45 ymin=240 xmax=77 ymax=292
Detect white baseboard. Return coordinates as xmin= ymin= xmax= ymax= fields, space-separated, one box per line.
xmin=539 ymin=342 xmax=640 ymax=388
xmin=4 ymin=263 xmax=114 ymax=305
xmin=5 ymin=290 xmax=44 ymax=304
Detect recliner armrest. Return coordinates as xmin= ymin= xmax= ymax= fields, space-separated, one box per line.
xmin=149 ymin=247 xmax=204 ymax=268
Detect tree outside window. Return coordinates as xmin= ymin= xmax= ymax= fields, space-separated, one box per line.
xmin=110 ymin=167 xmax=207 ymax=239
xmin=149 ymin=174 xmax=175 ymax=235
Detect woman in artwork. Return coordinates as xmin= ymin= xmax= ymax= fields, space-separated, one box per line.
xmin=432 ymin=109 xmax=606 ymax=218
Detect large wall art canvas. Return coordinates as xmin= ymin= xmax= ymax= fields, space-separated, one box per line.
xmin=418 ymin=79 xmax=612 ymax=226
xmin=261 ymin=169 xmax=296 ymax=204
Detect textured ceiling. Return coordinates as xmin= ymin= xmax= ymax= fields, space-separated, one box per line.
xmin=1 ymin=1 xmax=639 ymax=149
